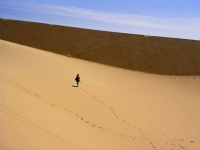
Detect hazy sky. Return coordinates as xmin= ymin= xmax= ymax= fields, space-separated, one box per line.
xmin=1 ymin=0 xmax=200 ymax=40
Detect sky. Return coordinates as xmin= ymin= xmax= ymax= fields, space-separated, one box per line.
xmin=0 ymin=0 xmax=200 ymax=40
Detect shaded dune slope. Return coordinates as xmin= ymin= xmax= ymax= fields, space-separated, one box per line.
xmin=1 ymin=18 xmax=200 ymax=75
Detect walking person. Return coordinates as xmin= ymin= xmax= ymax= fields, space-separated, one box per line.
xmin=75 ymin=74 xmax=80 ymax=87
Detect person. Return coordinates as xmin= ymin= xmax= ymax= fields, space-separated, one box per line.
xmin=75 ymin=74 xmax=80 ymax=87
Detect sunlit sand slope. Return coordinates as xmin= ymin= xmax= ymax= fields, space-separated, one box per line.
xmin=0 ymin=40 xmax=200 ymax=150
xmin=1 ymin=18 xmax=200 ymax=75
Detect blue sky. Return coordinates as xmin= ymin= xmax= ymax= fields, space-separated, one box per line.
xmin=1 ymin=0 xmax=200 ymax=40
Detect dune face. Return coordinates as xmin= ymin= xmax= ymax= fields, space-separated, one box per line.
xmin=1 ymin=40 xmax=200 ymax=150
xmin=1 ymin=18 xmax=200 ymax=75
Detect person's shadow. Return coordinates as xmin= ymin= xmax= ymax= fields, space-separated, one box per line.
xmin=72 ymin=85 xmax=78 ymax=87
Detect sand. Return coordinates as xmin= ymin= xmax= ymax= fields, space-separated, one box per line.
xmin=1 ymin=18 xmax=200 ymax=75
xmin=0 ymin=40 xmax=200 ymax=150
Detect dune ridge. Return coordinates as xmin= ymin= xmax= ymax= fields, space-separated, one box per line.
xmin=1 ymin=18 xmax=200 ymax=75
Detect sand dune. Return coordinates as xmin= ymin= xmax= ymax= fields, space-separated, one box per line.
xmin=0 ymin=40 xmax=200 ymax=150
xmin=1 ymin=18 xmax=200 ymax=75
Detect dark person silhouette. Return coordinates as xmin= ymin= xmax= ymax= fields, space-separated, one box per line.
xmin=75 ymin=74 xmax=80 ymax=87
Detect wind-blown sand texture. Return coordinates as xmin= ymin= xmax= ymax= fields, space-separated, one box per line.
xmin=0 ymin=40 xmax=200 ymax=150
xmin=0 ymin=18 xmax=200 ymax=75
